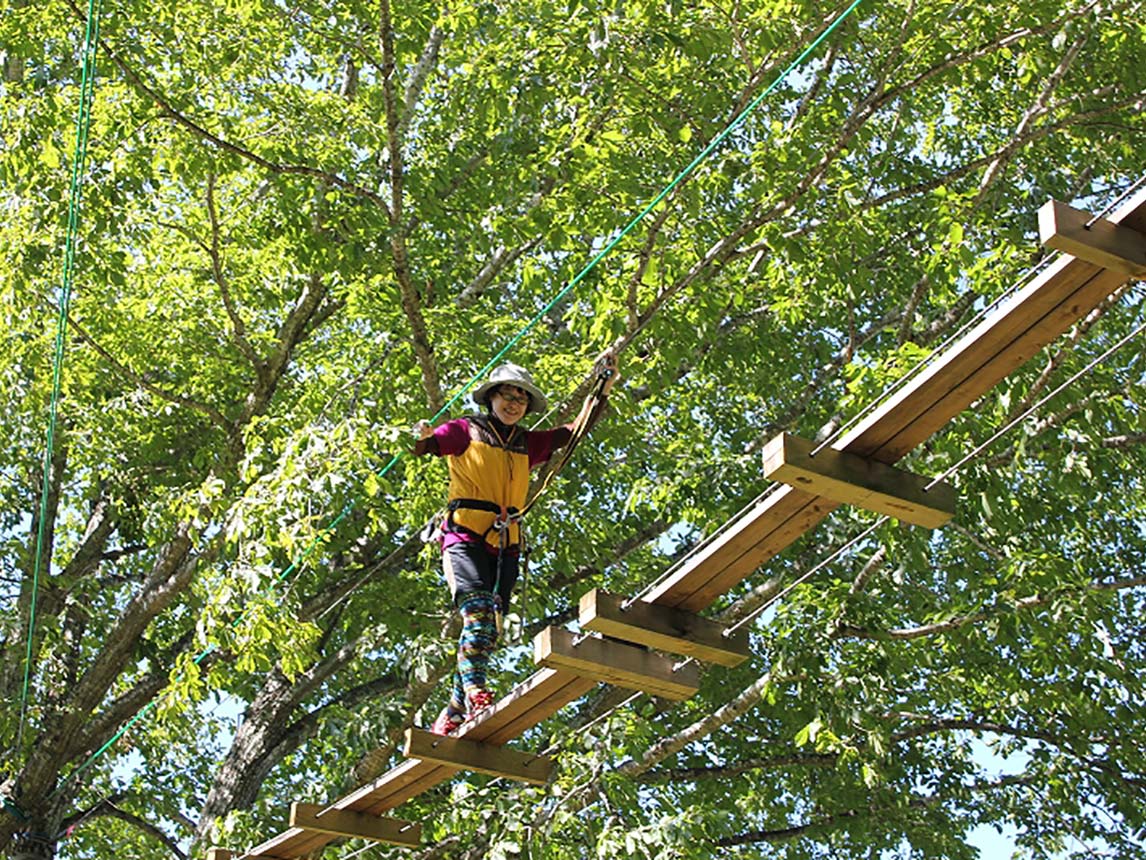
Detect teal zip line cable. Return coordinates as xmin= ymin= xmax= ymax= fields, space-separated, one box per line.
xmin=17 ymin=0 xmax=104 ymax=766
xmin=257 ymin=0 xmax=868 ymax=579
xmin=55 ymin=0 xmax=865 ymax=792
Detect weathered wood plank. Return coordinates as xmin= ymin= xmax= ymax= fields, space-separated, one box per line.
xmin=839 ymin=260 xmax=1121 ymax=461
xmin=761 ymin=432 xmax=955 ymax=528
xmin=245 ymin=670 xmax=595 ymax=855
xmin=535 ymin=627 xmax=700 ymax=700
xmin=644 ymin=486 xmax=839 ymax=611
xmin=579 ymin=589 xmax=751 ymax=667
xmin=463 ymin=668 xmax=597 ymax=747
xmin=289 ymin=802 xmax=420 ymax=847
xmin=1039 ymin=198 xmax=1146 ymax=275
xmin=404 ymin=728 xmax=553 ymax=785
xmin=246 ymin=759 xmax=455 ymax=858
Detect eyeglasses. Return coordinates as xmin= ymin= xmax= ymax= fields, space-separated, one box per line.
xmin=496 ymin=390 xmax=530 ymax=406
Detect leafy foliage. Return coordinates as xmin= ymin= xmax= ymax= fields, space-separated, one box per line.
xmin=1 ymin=0 xmax=1144 ymax=857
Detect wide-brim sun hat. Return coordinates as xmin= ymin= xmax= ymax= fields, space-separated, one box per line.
xmin=472 ymin=363 xmax=548 ymax=415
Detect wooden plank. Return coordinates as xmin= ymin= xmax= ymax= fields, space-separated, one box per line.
xmin=404 ymin=728 xmax=553 ymax=785
xmin=249 ymin=669 xmax=596 ymax=855
xmin=206 ymin=850 xmax=232 ymax=860
xmin=289 ymin=802 xmax=421 ymax=848
xmin=534 ymin=627 xmax=700 ymax=700
xmin=841 ymin=260 xmax=1121 ymax=461
xmin=341 ymin=758 xmax=458 ymax=819
xmin=579 ymin=589 xmax=751 ymax=667
xmin=461 ymin=668 xmax=596 ymax=747
xmin=842 ymin=184 xmax=1146 ymax=461
xmin=1039 ymin=198 xmax=1146 ymax=275
xmin=645 ymin=486 xmax=839 ymax=611
xmin=761 ymin=432 xmax=955 ymax=528
xmin=247 ymin=759 xmax=454 ymax=858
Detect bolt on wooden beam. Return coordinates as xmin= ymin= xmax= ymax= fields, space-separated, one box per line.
xmin=404 ymin=728 xmax=553 ymax=785
xmin=289 ymin=802 xmax=421 ymax=848
xmin=534 ymin=626 xmax=700 ymax=700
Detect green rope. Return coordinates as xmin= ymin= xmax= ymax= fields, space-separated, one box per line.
xmin=18 ymin=0 xmax=103 ymax=764
xmin=272 ymin=0 xmax=868 ymax=561
xmin=56 ymin=0 xmax=865 ymax=790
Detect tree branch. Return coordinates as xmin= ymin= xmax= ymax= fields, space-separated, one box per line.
xmin=456 ymin=238 xmax=544 ymax=309
xmin=378 ymin=0 xmax=444 ymax=413
xmin=65 ymin=312 xmax=231 ymax=432
xmin=205 ymin=174 xmax=265 ymax=381
xmin=835 ymin=574 xmax=1146 ymax=641
xmin=1006 ymin=283 xmax=1132 ymax=423
xmin=61 ymin=0 xmax=393 ymax=214
xmin=63 ymin=798 xmax=187 ymax=859
xmin=716 ymin=774 xmax=1037 ymax=846
xmin=974 ymin=26 xmax=1089 ymax=204
xmin=400 ymin=25 xmax=445 ymax=137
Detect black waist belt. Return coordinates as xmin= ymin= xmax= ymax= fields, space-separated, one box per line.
xmin=445 ymin=499 xmax=523 ymax=544
xmin=447 ymin=498 xmax=521 ymax=517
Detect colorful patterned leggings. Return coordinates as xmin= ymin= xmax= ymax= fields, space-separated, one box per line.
xmin=445 ymin=590 xmax=499 ymax=718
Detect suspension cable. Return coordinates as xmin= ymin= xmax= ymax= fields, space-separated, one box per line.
xmin=627 ymin=251 xmax=1065 ymax=608
xmin=925 ymin=317 xmax=1146 ymax=491
xmin=1085 ymin=174 xmax=1146 ymax=229
xmin=811 ymin=252 xmax=1060 ymax=457
xmin=736 ymin=307 xmax=1146 ymax=633
xmin=586 ymin=290 xmax=1146 ymax=737
xmin=17 ymin=0 xmax=103 ymax=765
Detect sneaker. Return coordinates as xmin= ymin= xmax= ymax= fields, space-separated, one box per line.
xmin=430 ymin=709 xmax=464 ymax=736
xmin=467 ymin=688 xmax=496 ymax=717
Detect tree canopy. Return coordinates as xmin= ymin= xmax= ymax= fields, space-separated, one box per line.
xmin=1 ymin=0 xmax=1144 ymax=857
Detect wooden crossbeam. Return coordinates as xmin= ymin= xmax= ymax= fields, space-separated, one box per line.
xmin=404 ymin=728 xmax=553 ymax=785
xmin=1039 ymin=198 xmax=1146 ymax=275
xmin=761 ymin=432 xmax=955 ymax=528
xmin=289 ymin=802 xmax=421 ymax=848
xmin=579 ymin=588 xmax=750 ymax=667
xmin=534 ymin=626 xmax=700 ymax=700
xmin=206 ymin=850 xmax=232 ymax=860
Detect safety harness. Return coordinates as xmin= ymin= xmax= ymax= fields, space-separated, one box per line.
xmin=444 ymin=498 xmax=528 ymax=631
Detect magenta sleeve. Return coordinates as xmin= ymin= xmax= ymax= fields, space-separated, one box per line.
xmin=432 ymin=418 xmax=471 ymax=457
xmin=526 ymin=427 xmax=571 ymax=467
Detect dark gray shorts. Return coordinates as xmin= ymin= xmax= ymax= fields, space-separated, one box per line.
xmin=443 ymin=542 xmax=519 ymax=607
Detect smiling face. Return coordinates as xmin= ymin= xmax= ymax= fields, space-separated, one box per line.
xmin=490 ymin=385 xmax=531 ymax=425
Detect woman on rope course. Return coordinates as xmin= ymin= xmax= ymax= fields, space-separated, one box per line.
xmin=412 ymin=352 xmax=620 ymax=736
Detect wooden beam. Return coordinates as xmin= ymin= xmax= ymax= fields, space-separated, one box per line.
xmin=644 ymin=486 xmax=838 ymax=611
xmin=404 ymin=728 xmax=553 ymax=785
xmin=578 ymin=589 xmax=751 ymax=667
xmin=761 ymin=432 xmax=955 ymax=528
xmin=534 ymin=627 xmax=700 ymax=700
xmin=205 ymin=850 xmax=232 ymax=860
xmin=289 ymin=802 xmax=421 ymax=848
xmin=1039 ymin=198 xmax=1146 ymax=275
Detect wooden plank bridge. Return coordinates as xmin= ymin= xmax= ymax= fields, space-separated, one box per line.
xmin=209 ymin=188 xmax=1146 ymax=859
